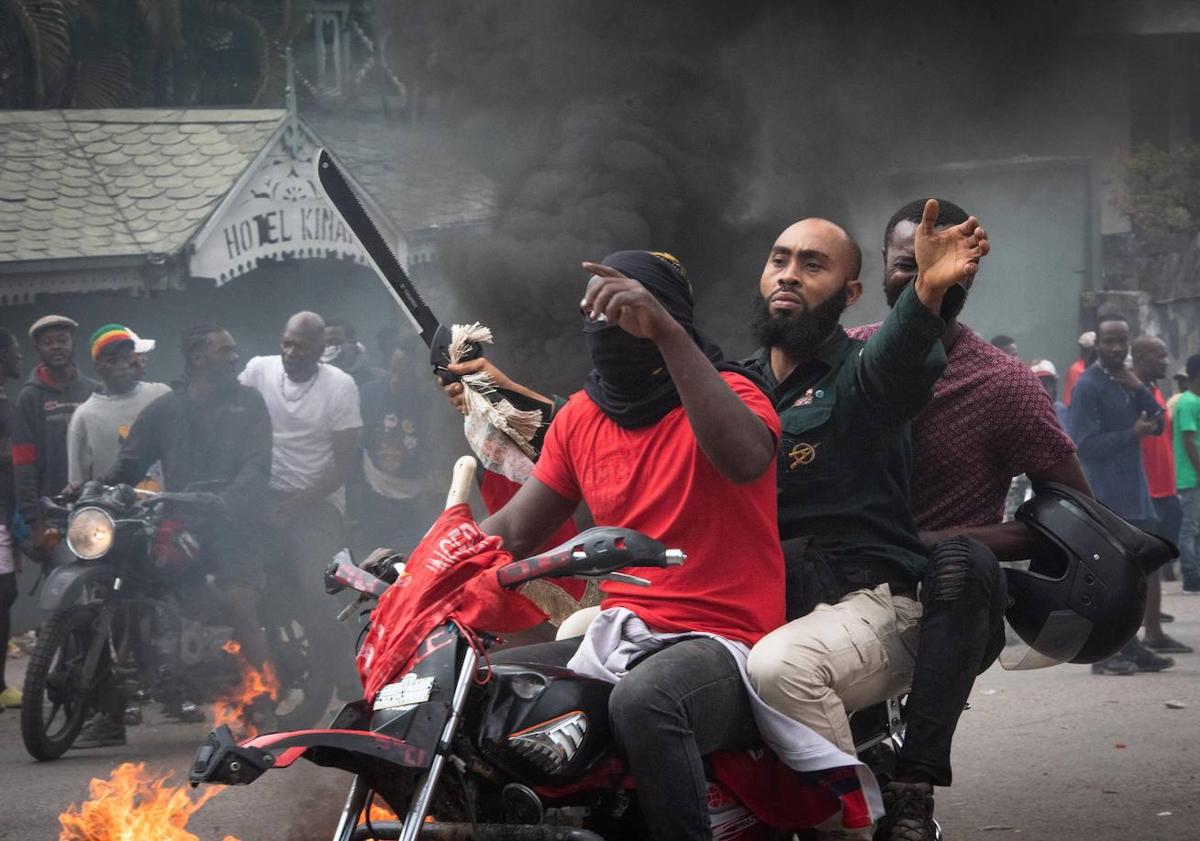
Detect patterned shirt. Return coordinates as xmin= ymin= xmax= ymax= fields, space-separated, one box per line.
xmin=848 ymin=322 xmax=1076 ymax=530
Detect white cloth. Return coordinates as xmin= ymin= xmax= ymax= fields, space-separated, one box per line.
xmin=67 ymin=381 xmax=172 ymax=485
xmin=240 ymin=356 xmax=362 ymax=493
xmin=567 ymin=607 xmax=884 ymax=828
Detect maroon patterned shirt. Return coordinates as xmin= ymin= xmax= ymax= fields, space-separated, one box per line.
xmin=847 ymin=322 xmax=1076 ymax=529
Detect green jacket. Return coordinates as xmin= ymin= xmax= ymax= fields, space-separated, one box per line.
xmin=744 ymin=283 xmax=947 ymax=580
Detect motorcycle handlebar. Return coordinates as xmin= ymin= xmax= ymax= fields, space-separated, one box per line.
xmin=495 ymin=527 xmax=685 ymax=590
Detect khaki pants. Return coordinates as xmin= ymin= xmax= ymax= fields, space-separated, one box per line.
xmin=747 ymin=584 xmax=922 ymax=758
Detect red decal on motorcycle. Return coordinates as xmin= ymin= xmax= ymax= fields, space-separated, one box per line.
xmin=271 ymin=746 xmax=309 ymax=768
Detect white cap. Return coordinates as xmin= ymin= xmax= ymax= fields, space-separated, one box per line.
xmin=127 ymin=329 xmax=155 ymax=354
xmin=1078 ymin=331 xmax=1096 ymax=348
xmin=1030 ymin=359 xmax=1058 ymax=378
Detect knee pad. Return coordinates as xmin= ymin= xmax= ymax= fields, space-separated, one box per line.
xmin=923 ymin=537 xmax=999 ymax=606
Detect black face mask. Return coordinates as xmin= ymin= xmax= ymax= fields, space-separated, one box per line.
xmin=751 ymin=285 xmax=850 ymax=361
xmin=584 ymin=321 xmax=668 ymax=400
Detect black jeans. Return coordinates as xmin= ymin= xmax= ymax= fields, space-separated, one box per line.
xmin=492 ymin=635 xmax=761 ymax=841
xmin=897 ymin=537 xmax=1007 ymax=787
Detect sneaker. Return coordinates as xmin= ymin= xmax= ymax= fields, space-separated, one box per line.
xmin=71 ymin=713 xmax=127 ymax=749
xmin=879 ymin=781 xmax=937 ymax=841
xmin=0 ymin=686 xmax=21 ymax=708
xmin=1143 ymin=635 xmax=1193 ymax=654
xmin=1160 ymin=612 xmax=1174 ymax=623
xmin=1125 ymin=639 xmax=1175 ymax=672
xmin=1091 ymin=656 xmax=1139 ymax=675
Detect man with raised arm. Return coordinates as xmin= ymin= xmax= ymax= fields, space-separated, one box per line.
xmin=479 ymin=250 xmax=784 ymax=841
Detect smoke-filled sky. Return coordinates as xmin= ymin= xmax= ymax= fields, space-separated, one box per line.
xmin=378 ymin=1 xmax=1109 ymax=392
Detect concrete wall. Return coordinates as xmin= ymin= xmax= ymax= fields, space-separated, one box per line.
xmin=1101 ymin=231 xmax=1200 ymax=366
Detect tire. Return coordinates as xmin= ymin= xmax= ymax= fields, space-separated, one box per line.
xmin=20 ymin=606 xmax=103 ymax=761
xmin=267 ymin=612 xmax=336 ymax=731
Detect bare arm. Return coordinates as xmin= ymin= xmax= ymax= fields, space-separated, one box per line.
xmin=919 ymin=453 xmax=1094 ymax=560
xmin=442 ymin=357 xmax=552 ymax=416
xmin=280 ymin=427 xmax=361 ymax=510
xmin=581 ymin=262 xmax=775 ymax=484
xmin=480 ymin=476 xmax=579 ymax=559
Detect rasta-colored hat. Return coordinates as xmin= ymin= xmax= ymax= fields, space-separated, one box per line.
xmin=89 ymin=324 xmax=136 ymax=360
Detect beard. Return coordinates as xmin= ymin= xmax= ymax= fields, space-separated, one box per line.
xmin=751 ymin=285 xmax=850 ymax=359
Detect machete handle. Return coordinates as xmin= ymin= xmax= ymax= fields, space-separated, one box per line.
xmin=430 ymin=324 xmax=482 ymax=384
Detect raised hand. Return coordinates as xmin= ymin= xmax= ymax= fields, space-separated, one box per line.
xmin=913 ymin=198 xmax=990 ymax=293
xmin=580 ymin=261 xmax=680 ymax=342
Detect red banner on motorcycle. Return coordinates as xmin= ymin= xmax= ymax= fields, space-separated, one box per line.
xmin=356 ymin=504 xmax=548 ymax=702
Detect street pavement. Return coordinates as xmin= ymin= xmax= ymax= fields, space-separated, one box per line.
xmin=1 ymin=584 xmax=1197 ymax=841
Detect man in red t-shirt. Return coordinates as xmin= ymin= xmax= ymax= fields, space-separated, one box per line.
xmin=479 ymin=250 xmax=783 ymax=840
xmin=1132 ymin=336 xmax=1193 ymax=654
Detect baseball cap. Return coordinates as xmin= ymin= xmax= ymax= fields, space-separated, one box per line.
xmin=1030 ymin=359 xmax=1058 ymax=378
xmin=28 ymin=314 xmax=78 ymax=340
xmin=127 ymin=328 xmax=156 ymax=354
xmin=1078 ymin=331 xmax=1096 ymax=348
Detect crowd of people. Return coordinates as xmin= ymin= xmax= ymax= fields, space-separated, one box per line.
xmin=1041 ymin=325 xmax=1198 ymax=673
xmin=0 ymin=195 xmax=1190 ymax=841
xmin=0 ymin=311 xmax=442 ymax=743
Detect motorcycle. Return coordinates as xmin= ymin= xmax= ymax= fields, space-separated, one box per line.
xmin=190 ymin=458 xmax=918 ymax=840
xmin=20 ymin=480 xmax=335 ymax=760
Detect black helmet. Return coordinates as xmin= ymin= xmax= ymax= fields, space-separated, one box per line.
xmin=1004 ymin=482 xmax=1177 ymax=668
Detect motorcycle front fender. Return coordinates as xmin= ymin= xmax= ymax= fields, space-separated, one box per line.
xmin=190 ymin=724 xmax=431 ymax=788
xmin=38 ymin=561 xmax=114 ymax=611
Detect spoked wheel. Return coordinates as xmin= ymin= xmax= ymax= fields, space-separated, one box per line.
xmin=21 ymin=606 xmax=103 ymax=760
xmin=268 ymin=613 xmax=335 ymax=731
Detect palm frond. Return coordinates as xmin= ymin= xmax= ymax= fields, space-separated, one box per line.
xmin=2 ymin=0 xmax=71 ymax=104
xmin=71 ymin=48 xmax=134 ymax=107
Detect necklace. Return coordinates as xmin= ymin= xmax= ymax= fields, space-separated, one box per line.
xmin=280 ymin=364 xmax=320 ymax=403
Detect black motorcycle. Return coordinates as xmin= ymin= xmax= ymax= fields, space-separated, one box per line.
xmin=20 ymin=481 xmax=334 ymax=760
xmin=191 ymin=503 xmax=918 ymax=838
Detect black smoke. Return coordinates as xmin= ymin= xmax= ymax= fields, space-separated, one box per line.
xmin=381 ymin=1 xmax=1080 ymax=391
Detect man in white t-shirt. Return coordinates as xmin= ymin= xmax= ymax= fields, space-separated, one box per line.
xmin=240 ymin=311 xmax=362 ymax=693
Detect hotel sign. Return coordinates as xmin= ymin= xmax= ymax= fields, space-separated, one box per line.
xmin=190 ymin=120 xmax=404 ymax=285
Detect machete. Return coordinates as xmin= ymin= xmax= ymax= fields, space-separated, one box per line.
xmin=314 ymin=148 xmax=471 ymax=377
xmin=313 ymin=147 xmax=549 ymax=454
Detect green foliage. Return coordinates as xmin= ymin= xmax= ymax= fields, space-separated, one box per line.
xmin=1113 ymin=143 xmax=1200 ymax=234
xmin=0 ymin=0 xmax=312 ymax=109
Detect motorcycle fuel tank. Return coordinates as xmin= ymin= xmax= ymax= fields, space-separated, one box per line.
xmin=476 ymin=663 xmax=615 ymax=787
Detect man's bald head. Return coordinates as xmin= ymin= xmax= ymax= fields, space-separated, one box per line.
xmin=754 ymin=217 xmax=863 ymax=360
xmin=759 ymin=218 xmax=864 ymax=318
xmin=281 ymin=311 xmax=327 ymax=381
xmin=775 ymin=218 xmax=862 ymax=281
xmin=286 ymin=311 xmax=326 ymax=340
xmin=1131 ymin=334 xmax=1169 ymax=382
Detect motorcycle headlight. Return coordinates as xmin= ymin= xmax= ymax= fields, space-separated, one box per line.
xmin=67 ymin=507 xmax=116 ymax=560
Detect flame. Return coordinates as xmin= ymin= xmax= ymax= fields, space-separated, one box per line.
xmin=212 ymin=641 xmax=280 ymax=739
xmin=365 ymin=802 xmax=400 ymax=823
xmin=58 ymin=762 xmax=241 ymax=841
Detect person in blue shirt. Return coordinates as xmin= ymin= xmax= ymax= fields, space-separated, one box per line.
xmin=1068 ymin=313 xmax=1173 ymax=675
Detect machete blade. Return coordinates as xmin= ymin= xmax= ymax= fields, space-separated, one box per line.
xmin=314 ymin=148 xmax=440 ymax=346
